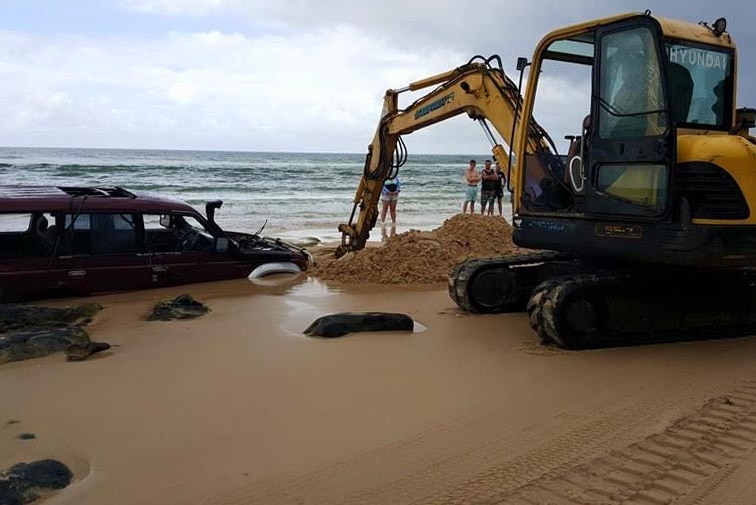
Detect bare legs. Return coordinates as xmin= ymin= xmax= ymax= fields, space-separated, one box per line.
xmin=381 ymin=198 xmax=398 ymax=223
xmin=381 ymin=221 xmax=396 ymax=242
xmin=380 ymin=199 xmax=398 ymax=243
xmin=462 ymin=201 xmax=476 ymax=214
xmin=480 ymin=199 xmax=495 ymax=215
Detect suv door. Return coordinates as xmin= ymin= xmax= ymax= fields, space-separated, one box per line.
xmin=0 ymin=213 xmax=58 ymax=301
xmin=56 ymin=213 xmax=153 ymax=295
xmin=142 ymin=213 xmax=241 ymax=288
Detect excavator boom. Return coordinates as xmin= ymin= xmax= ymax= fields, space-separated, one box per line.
xmin=336 ymin=56 xmax=556 ymax=256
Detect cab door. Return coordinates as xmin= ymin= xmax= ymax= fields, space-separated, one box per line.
xmin=585 ymin=19 xmax=674 ymax=220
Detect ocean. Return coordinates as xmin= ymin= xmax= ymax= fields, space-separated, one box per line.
xmin=0 ymin=147 xmax=512 ymax=244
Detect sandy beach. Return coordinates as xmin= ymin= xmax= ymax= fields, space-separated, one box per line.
xmin=4 ymin=1 xmax=756 ymax=502
xmin=4 ymin=268 xmax=756 ymax=505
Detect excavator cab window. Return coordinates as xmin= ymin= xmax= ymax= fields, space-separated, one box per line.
xmin=521 ymin=34 xmax=594 ymax=213
xmin=597 ymin=27 xmax=668 ymax=139
xmin=665 ymin=41 xmax=733 ymax=128
xmin=521 ymin=20 xmax=675 ymax=218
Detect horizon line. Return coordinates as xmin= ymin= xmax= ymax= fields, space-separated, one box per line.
xmin=0 ymin=145 xmax=492 ymax=157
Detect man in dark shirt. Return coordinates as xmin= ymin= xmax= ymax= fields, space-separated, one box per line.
xmin=480 ymin=160 xmax=498 ymax=215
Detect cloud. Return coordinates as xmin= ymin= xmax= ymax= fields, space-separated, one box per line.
xmin=119 ymin=0 xmax=238 ymax=16
xmin=0 ymin=27 xmax=484 ymax=152
xmin=3 ymin=1 xmax=756 ymax=153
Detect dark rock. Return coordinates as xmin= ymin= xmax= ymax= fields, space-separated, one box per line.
xmin=5 ymin=420 xmax=20 ymax=426
xmin=0 ymin=304 xmax=102 ymax=333
xmin=0 ymin=326 xmax=90 ymax=365
xmin=147 ymin=294 xmax=210 ymax=321
xmin=0 ymin=459 xmax=72 ymax=505
xmin=65 ymin=342 xmax=111 ymax=362
xmin=0 ymin=303 xmax=104 ymax=366
xmin=16 ymin=434 xmax=35 ymax=441
xmin=304 ymin=312 xmax=414 ymax=338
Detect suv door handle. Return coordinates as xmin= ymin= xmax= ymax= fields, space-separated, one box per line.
xmin=67 ymin=270 xmax=87 ymax=278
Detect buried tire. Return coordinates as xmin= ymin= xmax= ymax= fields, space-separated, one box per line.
xmin=304 ymin=312 xmax=414 ymax=338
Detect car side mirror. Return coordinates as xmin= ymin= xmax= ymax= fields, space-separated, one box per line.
xmin=159 ymin=215 xmax=171 ymax=228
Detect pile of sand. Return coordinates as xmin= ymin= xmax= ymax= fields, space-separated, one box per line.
xmin=311 ymin=214 xmax=522 ymax=284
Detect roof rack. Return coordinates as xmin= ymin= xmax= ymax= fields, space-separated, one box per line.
xmin=58 ymin=187 xmax=137 ymax=198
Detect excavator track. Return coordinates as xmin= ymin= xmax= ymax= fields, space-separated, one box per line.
xmin=448 ymin=251 xmax=578 ymax=313
xmin=527 ymin=269 xmax=756 ymax=349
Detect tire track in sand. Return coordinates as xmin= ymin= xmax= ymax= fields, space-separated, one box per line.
xmin=213 ymin=402 xmax=652 ymax=505
xmin=212 ymin=373 xmax=756 ymax=505
xmin=434 ymin=380 xmax=756 ymax=505
xmin=230 ymin=386 xmax=688 ymax=505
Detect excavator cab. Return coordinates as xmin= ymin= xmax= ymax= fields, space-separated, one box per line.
xmin=517 ymin=17 xmax=677 ymax=216
xmin=519 ymin=17 xmax=676 ymax=219
xmin=513 ymin=13 xmax=738 ymax=264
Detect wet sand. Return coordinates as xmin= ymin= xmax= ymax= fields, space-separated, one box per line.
xmin=4 ymin=275 xmax=756 ymax=504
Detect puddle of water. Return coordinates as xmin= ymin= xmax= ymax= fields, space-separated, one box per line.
xmin=247 ymin=274 xmax=342 ymax=298
xmin=247 ymin=271 xmax=305 ymax=287
xmin=281 ymin=299 xmax=328 ymax=338
xmin=288 ymin=277 xmax=342 ymax=297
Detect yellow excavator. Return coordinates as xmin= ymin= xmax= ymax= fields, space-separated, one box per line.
xmin=337 ymin=11 xmax=756 ymax=349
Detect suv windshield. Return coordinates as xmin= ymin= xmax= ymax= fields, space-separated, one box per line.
xmin=666 ymin=41 xmax=732 ymax=128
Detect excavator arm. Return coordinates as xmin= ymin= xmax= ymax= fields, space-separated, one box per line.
xmin=336 ymin=55 xmax=558 ymax=256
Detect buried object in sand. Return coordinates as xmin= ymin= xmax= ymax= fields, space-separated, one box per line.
xmin=248 ymin=261 xmax=303 ymax=279
xmin=0 ymin=459 xmax=73 ymax=505
xmin=65 ymin=341 xmax=112 ymax=362
xmin=147 ymin=294 xmax=210 ymax=321
xmin=0 ymin=186 xmax=311 ymax=303
xmin=304 ymin=312 xmax=414 ymax=338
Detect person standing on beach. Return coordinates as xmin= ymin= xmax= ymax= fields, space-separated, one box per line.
xmin=380 ymin=176 xmax=401 ymax=224
xmin=480 ymin=160 xmax=498 ymax=215
xmin=494 ymin=161 xmax=506 ymax=216
xmin=463 ymin=160 xmax=480 ymax=214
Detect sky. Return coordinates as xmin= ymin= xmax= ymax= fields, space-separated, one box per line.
xmin=0 ymin=0 xmax=754 ymax=154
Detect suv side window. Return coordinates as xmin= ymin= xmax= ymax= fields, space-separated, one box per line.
xmin=0 ymin=213 xmax=56 ymax=258
xmin=143 ymin=214 xmax=181 ymax=252
xmin=91 ymin=214 xmax=138 ymax=254
xmin=143 ymin=213 xmax=215 ymax=253
xmin=61 ymin=214 xmax=92 ymax=255
xmin=60 ymin=213 xmax=138 ymax=255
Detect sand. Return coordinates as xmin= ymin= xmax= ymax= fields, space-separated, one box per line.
xmin=4 ymin=272 xmax=756 ymax=504
xmin=311 ymin=214 xmax=523 ymax=284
